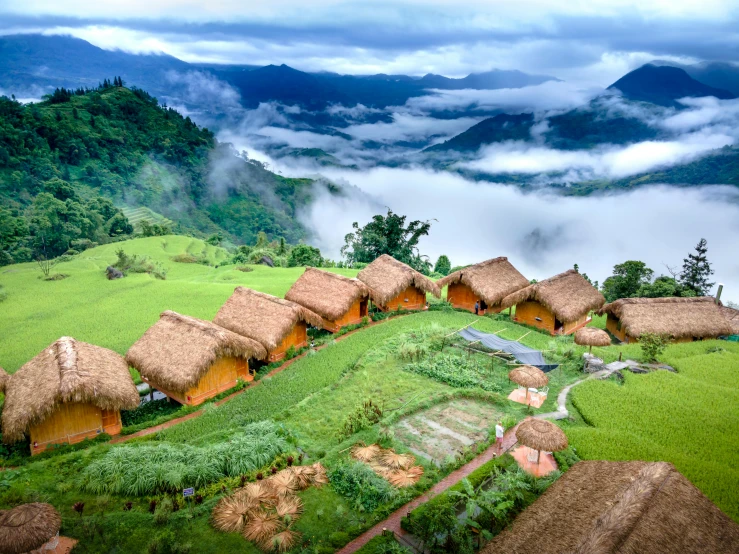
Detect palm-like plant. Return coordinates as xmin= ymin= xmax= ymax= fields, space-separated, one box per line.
xmin=311 ymin=463 xmax=329 ymax=487
xmin=380 ymin=450 xmax=415 ymax=470
xmin=274 ymin=496 xmax=304 ymax=519
xmin=264 ymin=528 xmax=301 ymax=553
xmin=243 ymin=511 xmax=283 ymax=543
xmin=212 ymin=496 xmax=253 ymax=533
xmin=351 ymin=443 xmax=380 ymax=462
xmin=267 ymin=470 xmax=298 ymax=497
xmin=288 ymin=466 xmax=315 ymax=490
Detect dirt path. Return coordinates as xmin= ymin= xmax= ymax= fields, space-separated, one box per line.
xmin=335 ymin=425 xmax=520 ymax=554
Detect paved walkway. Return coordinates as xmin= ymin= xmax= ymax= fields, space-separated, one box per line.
xmin=535 ymin=367 xmax=619 ymax=421
xmin=335 ymin=425 xmax=521 ymax=554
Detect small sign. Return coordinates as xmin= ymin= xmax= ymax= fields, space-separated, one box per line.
xmin=183 ymin=487 xmax=194 ymax=498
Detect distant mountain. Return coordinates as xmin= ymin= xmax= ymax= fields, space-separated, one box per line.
xmin=607 ymin=64 xmax=736 ymax=107
xmin=425 ymin=113 xmax=535 ymax=152
xmin=418 ymin=69 xmax=556 ymax=90
xmin=650 ymin=60 xmax=739 ymax=96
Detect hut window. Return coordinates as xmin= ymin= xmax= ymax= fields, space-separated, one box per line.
xmin=535 ymin=317 xmax=542 ymax=322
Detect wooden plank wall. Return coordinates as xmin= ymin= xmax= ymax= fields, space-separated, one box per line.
xmin=513 ymin=301 xmax=556 ymax=333
xmin=158 ymin=356 xmax=252 ymax=406
xmin=268 ymin=321 xmax=308 ymax=361
xmin=30 ymin=402 xmax=110 ymax=454
xmin=380 ymin=285 xmax=427 ymax=311
xmin=322 ymin=298 xmax=368 ymax=332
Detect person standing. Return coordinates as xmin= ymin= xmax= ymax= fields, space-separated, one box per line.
xmin=495 ymin=421 xmax=505 ymax=447
xmin=474 ymin=301 xmax=480 ymax=315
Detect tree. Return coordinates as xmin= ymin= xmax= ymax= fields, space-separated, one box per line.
xmin=574 ymin=263 xmax=598 ymax=290
xmin=434 ymin=255 xmax=451 ymax=276
xmin=106 ymin=213 xmax=134 ymax=237
xmin=680 ymin=238 xmax=714 ymax=296
xmin=341 ymin=210 xmax=432 ymax=273
xmin=278 ymin=237 xmax=287 ymax=256
xmin=288 ymin=244 xmax=322 ymax=267
xmin=601 ymin=261 xmax=654 ymax=302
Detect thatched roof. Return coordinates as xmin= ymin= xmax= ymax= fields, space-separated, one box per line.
xmin=482 ymin=461 xmax=739 ymax=554
xmin=515 ymin=418 xmax=568 ymax=452
xmin=2 ymin=338 xmax=140 ymax=444
xmin=285 ymin=268 xmax=372 ymax=321
xmin=126 ymin=311 xmax=267 ymax=394
xmin=214 ymin=287 xmax=323 ymax=351
xmin=0 ymin=503 xmax=61 ymax=554
xmin=598 ymin=297 xmax=733 ymax=339
xmin=720 ymin=305 xmax=739 ymax=335
xmin=501 ymin=269 xmax=605 ymax=323
xmin=509 ymin=365 xmax=548 ymax=388
xmin=437 ymin=257 xmax=529 ymax=307
xmin=0 ymin=367 xmax=8 ymax=395
xmin=357 ymin=254 xmax=440 ymax=306
xmin=574 ymin=327 xmax=611 ymax=347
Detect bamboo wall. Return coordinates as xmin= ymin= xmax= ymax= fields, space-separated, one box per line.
xmin=514 ymin=301 xmax=590 ymax=335
xmin=446 ymin=283 xmax=502 ymax=314
xmin=155 ymin=356 xmax=252 ymax=406
xmin=321 ymin=297 xmax=368 ymax=332
xmin=268 ymin=321 xmax=308 ymax=362
xmin=29 ymin=402 xmax=122 ymax=455
xmin=379 ymin=285 xmax=427 ymax=312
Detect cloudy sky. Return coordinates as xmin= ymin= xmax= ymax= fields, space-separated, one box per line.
xmin=1 ymin=0 xmax=738 ymax=84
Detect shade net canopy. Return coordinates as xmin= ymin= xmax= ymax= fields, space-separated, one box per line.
xmin=458 ymin=327 xmax=558 ymax=372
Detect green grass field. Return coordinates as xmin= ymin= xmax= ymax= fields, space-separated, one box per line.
xmin=0 ymin=236 xmax=358 ymax=372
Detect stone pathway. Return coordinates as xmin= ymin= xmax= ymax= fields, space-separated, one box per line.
xmin=335 ymin=425 xmax=520 ymax=554
xmin=535 ymin=367 xmax=620 ymax=421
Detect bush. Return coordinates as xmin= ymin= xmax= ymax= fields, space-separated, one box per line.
xmin=329 ymin=532 xmax=350 ymax=548
xmin=404 ymin=353 xmax=502 ymax=393
xmin=120 ymin=398 xmax=183 ymax=427
xmin=288 ymin=244 xmax=323 ymax=267
xmin=329 ymin=461 xmax=397 ymax=512
xmin=113 ymin=249 xmax=167 ymax=280
xmin=640 ymin=333 xmax=668 ymax=362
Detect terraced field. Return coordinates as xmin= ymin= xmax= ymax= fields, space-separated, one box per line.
xmin=119 ymin=206 xmax=175 ymax=232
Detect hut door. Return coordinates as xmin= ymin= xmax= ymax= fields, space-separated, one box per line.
xmin=359 ymin=299 xmax=368 ymax=318
xmin=554 ymin=318 xmax=564 ymax=333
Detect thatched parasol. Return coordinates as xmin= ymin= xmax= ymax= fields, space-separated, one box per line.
xmin=516 ymin=418 xmax=568 ymax=465
xmin=509 ymin=365 xmax=548 ymax=404
xmin=574 ymin=327 xmax=611 ymax=352
xmin=0 ymin=503 xmax=61 ymax=554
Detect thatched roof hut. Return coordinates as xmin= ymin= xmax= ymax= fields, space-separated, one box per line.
xmin=357 ymin=254 xmax=440 ymax=307
xmin=574 ymin=327 xmax=611 ymax=347
xmin=508 ymin=366 xmax=548 ymax=388
xmin=437 ymin=257 xmax=529 ymax=307
xmin=2 ymin=338 xmax=139 ymax=444
xmin=481 ymin=461 xmax=739 ymax=554
xmin=501 ymin=269 xmax=605 ymax=323
xmin=720 ymin=305 xmax=739 ymax=335
xmin=285 ymin=268 xmax=373 ymax=322
xmin=0 ymin=367 xmax=8 ymax=395
xmin=0 ymin=503 xmax=62 ymax=554
xmin=214 ymin=287 xmax=323 ymax=351
xmin=598 ymin=297 xmax=733 ymax=340
xmin=126 ymin=311 xmax=267 ymax=394
xmin=515 ymin=418 xmax=568 ymax=452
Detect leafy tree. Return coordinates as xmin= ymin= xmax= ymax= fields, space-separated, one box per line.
xmin=410 ymin=496 xmax=457 ymax=550
xmin=341 ymin=210 xmax=432 ymax=273
xmin=287 ymin=244 xmax=322 ymax=267
xmin=601 ymin=261 xmax=654 ymax=302
xmin=434 ymin=254 xmax=451 ymax=276
xmin=679 ymin=238 xmax=714 ymax=296
xmin=106 ymin=213 xmax=134 ymax=237
xmin=206 ymin=232 xmax=223 ymax=246
xmin=278 ymin=237 xmax=287 ymax=255
xmin=640 ymin=333 xmax=668 ymax=362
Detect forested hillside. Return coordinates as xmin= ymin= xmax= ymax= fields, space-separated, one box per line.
xmin=0 ymin=81 xmax=311 ymax=265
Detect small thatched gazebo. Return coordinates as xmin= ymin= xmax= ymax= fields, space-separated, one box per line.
xmin=598 ymin=296 xmax=733 ymax=343
xmin=2 ymin=338 xmax=139 ymax=455
xmin=437 ymin=257 xmax=529 ymax=314
xmin=509 ymin=365 xmax=548 ymax=405
xmin=0 ymin=503 xmax=62 ymax=554
xmin=515 ymin=418 xmax=568 ymax=465
xmin=357 ymin=254 xmax=440 ymax=312
xmin=126 ymin=311 xmax=267 ymax=406
xmin=214 ymin=287 xmax=323 ymax=362
xmin=501 ymin=269 xmax=605 ymax=335
xmin=285 ymin=268 xmax=374 ymax=332
xmin=574 ymin=327 xmax=611 ymax=352
xmin=481 ymin=461 xmax=739 ymax=554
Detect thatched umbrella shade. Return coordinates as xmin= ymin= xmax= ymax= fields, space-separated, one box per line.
xmin=516 ymin=418 xmax=568 ymax=465
xmin=508 ymin=365 xmax=548 ymax=404
xmin=574 ymin=327 xmax=611 ymax=353
xmin=0 ymin=503 xmax=61 ymax=554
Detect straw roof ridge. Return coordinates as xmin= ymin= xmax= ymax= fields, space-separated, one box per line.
xmin=214 ymin=287 xmax=323 ymax=351
xmin=482 ymin=460 xmax=739 ymax=554
xmin=500 ymin=269 xmax=605 ymax=323
xmin=574 ymin=327 xmax=611 ymax=347
xmin=721 ymin=305 xmax=739 ymax=335
xmin=515 ymin=418 xmax=568 ymax=452
xmin=0 ymin=503 xmax=61 ymax=554
xmin=2 ymin=338 xmax=140 ymax=444
xmin=126 ymin=311 xmax=267 ymax=394
xmin=598 ymin=296 xmax=732 ymax=339
xmin=357 ymin=254 xmax=440 ymax=306
xmin=437 ymin=257 xmax=529 ymax=306
xmin=284 ymin=267 xmax=374 ymax=321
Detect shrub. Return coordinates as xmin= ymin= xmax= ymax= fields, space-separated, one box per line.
xmin=113 ymin=249 xmax=167 ymax=280
xmin=339 ymin=399 xmax=383 ymax=440
xmin=404 ymin=353 xmax=502 ymax=393
xmin=329 ymin=532 xmax=350 ymax=547
xmin=329 ymin=461 xmax=397 ymax=512
xmin=640 ymin=333 xmax=669 ymax=362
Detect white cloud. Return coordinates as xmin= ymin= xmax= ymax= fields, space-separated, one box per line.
xmin=342 ymin=113 xmax=483 ymax=143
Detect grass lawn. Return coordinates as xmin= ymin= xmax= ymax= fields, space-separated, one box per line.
xmin=564 ymin=340 xmax=739 ymax=522
xmin=0 ymin=236 xmax=358 ymax=372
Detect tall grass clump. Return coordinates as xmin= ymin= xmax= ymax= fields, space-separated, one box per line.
xmin=79 ymin=421 xmax=287 ymax=495
xmin=329 ymin=461 xmax=397 ymax=512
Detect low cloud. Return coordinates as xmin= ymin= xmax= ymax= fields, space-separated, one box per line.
xmin=342 ymin=113 xmax=483 ymax=144
xmin=164 ymin=70 xmax=242 ymax=111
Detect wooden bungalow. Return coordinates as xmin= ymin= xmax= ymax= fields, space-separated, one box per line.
xmin=437 ymin=257 xmax=529 ymax=314
xmin=357 ymin=254 xmax=440 ymax=312
xmin=285 ymin=268 xmax=373 ymax=332
xmin=500 ymin=269 xmax=605 ymax=335
xmin=126 ymin=311 xmax=267 ymax=406
xmin=214 ymin=287 xmax=323 ymax=362
xmin=1 ymin=337 xmax=139 ymax=455
xmin=482 ymin=461 xmax=739 ymax=554
xmin=598 ymin=296 xmax=733 ymax=343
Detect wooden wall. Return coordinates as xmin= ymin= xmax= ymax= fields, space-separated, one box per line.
xmin=378 ymin=285 xmax=427 ymax=312
xmin=321 ymin=297 xmax=368 ymax=332
xmin=155 ymin=356 xmax=252 ymax=406
xmin=446 ymin=283 xmax=502 ymax=314
xmin=268 ymin=321 xmax=308 ymax=362
xmin=514 ymin=301 xmax=591 ymax=335
xmin=29 ymin=402 xmax=122 ymax=455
